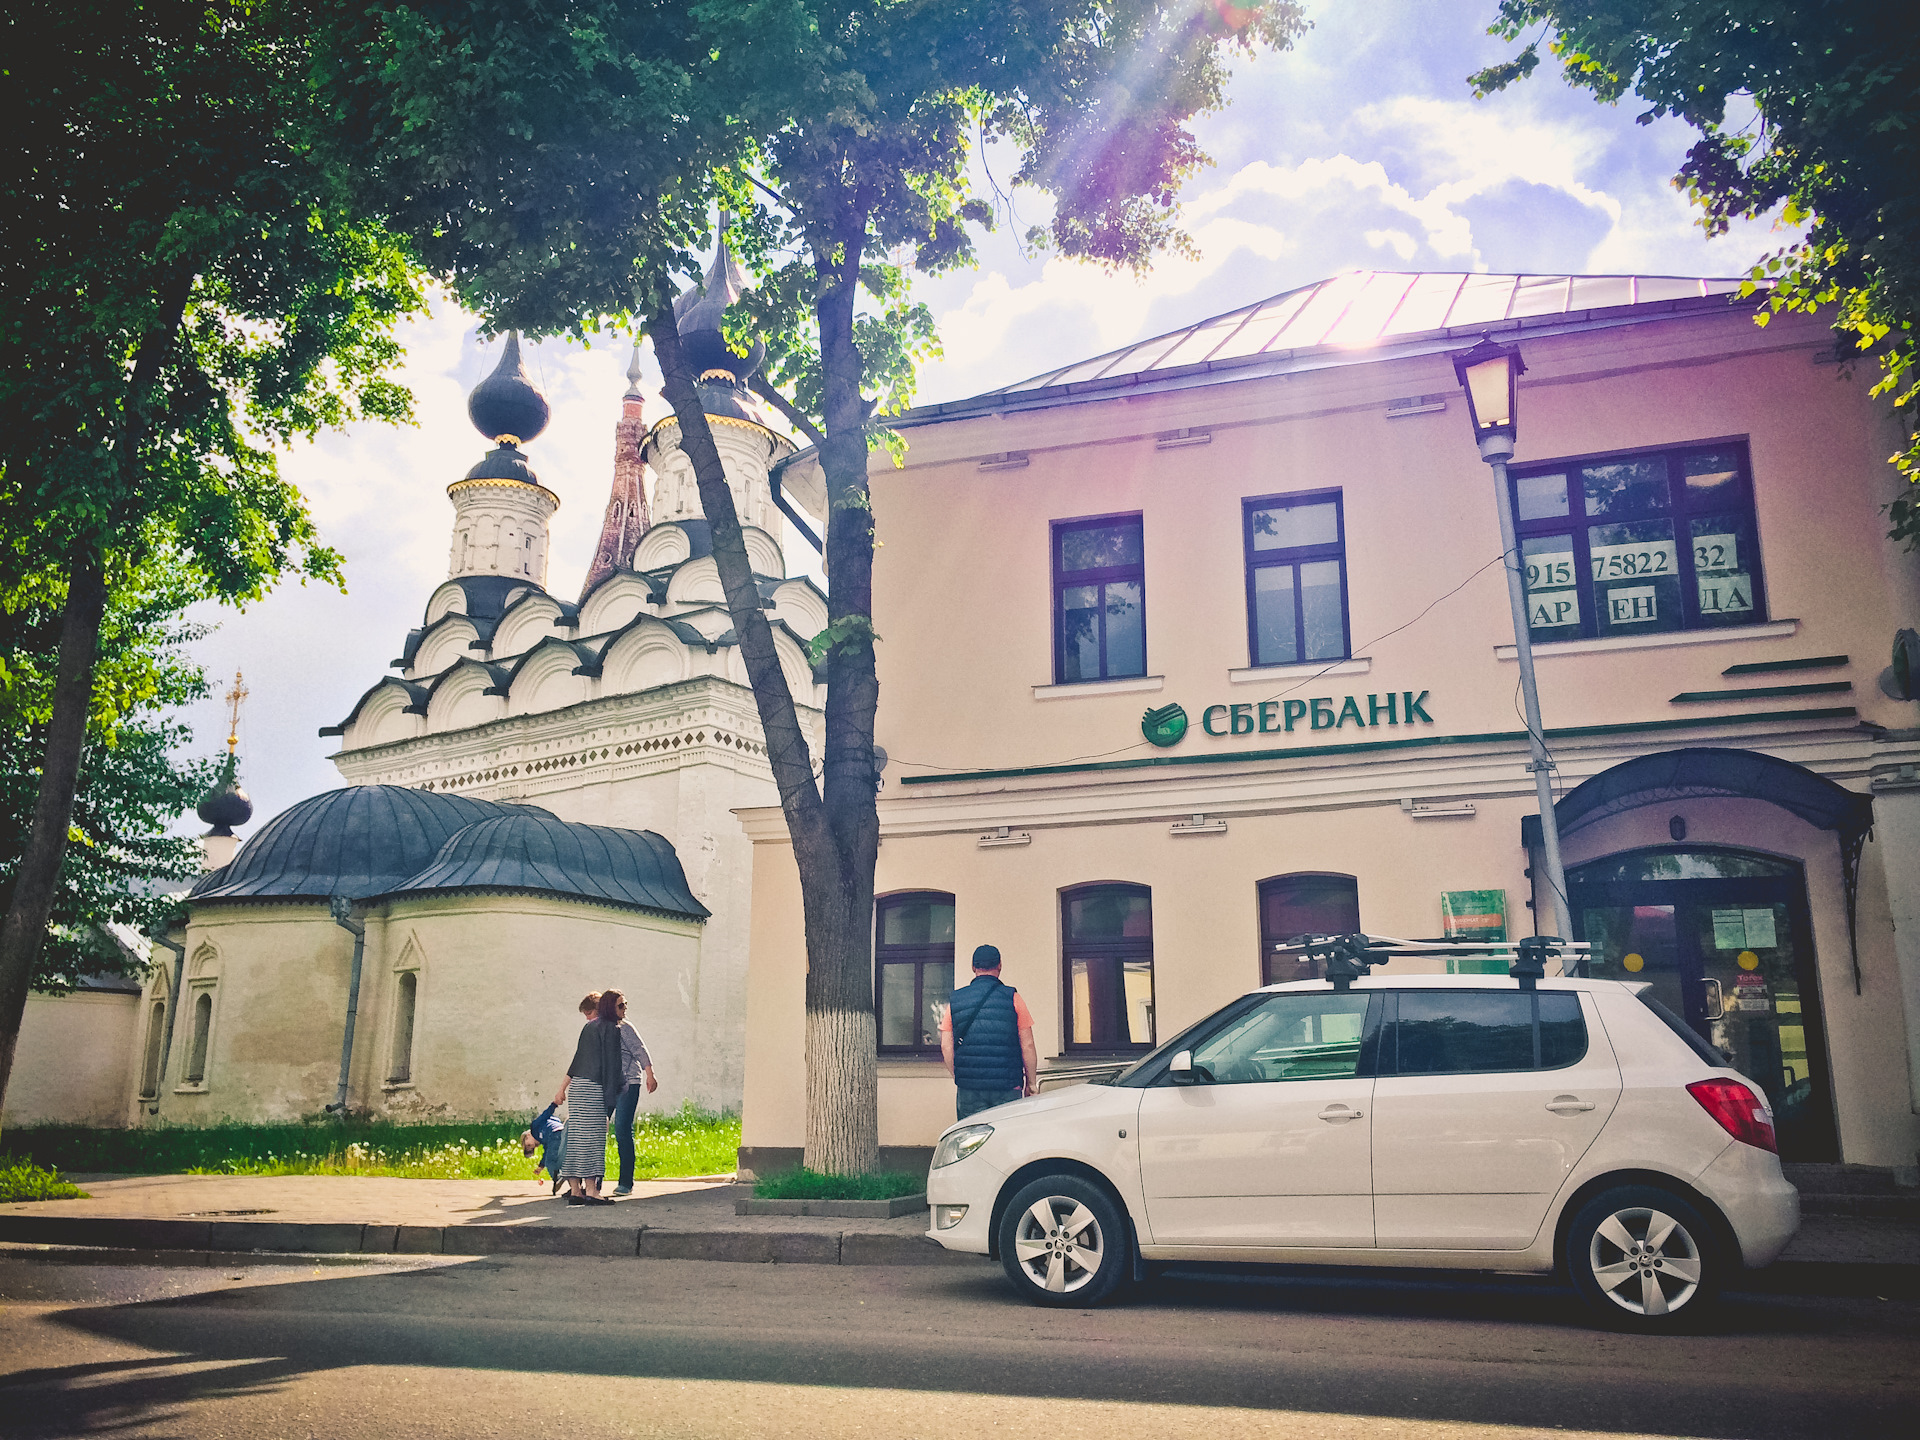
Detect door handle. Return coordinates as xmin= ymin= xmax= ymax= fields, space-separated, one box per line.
xmin=1545 ymin=1095 xmax=1596 ymax=1114
xmin=1317 ymin=1105 xmax=1364 ymax=1122
xmin=1702 ymin=978 xmax=1725 ymax=1022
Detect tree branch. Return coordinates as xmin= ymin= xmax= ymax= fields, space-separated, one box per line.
xmin=750 ymin=373 xmax=829 ymax=451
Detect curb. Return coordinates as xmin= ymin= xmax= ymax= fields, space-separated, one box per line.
xmin=735 ymin=1193 xmax=927 ymax=1219
xmin=0 ymin=1215 xmax=980 ymax=1267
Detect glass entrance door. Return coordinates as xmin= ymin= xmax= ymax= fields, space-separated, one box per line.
xmin=1569 ymin=848 xmax=1838 ymax=1161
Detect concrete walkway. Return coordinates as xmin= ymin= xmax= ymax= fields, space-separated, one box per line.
xmin=2 ymin=1172 xmax=1916 ymax=1293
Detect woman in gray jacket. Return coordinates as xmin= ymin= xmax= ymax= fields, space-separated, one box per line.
xmin=552 ymin=991 xmax=627 ymax=1204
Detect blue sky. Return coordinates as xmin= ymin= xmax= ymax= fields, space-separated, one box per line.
xmin=179 ymin=0 xmax=1793 ymax=831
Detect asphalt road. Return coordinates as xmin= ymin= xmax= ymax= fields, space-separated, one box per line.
xmin=2 ymin=1251 xmax=1916 ymax=1439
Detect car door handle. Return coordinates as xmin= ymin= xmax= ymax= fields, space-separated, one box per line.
xmin=1546 ymin=1096 xmax=1596 ymax=1114
xmin=1317 ymin=1105 xmax=1364 ymax=1122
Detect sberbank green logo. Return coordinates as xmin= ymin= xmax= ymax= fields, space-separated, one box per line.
xmin=1141 ymin=702 xmax=1188 ymax=748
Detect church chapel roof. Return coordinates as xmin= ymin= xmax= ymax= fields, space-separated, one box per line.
xmin=189 ymin=786 xmax=532 ymax=903
xmin=375 ymin=811 xmax=709 ymax=920
xmin=188 ymin=784 xmax=708 ymax=922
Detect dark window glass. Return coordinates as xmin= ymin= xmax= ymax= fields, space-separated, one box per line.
xmin=876 ymin=893 xmax=955 ymax=1056
xmin=1638 ymin=992 xmax=1729 ymax=1068
xmin=1394 ymin=992 xmax=1534 ymax=1074
xmin=1259 ymin=874 xmax=1360 ymax=985
xmin=1064 ymin=884 xmax=1154 ymax=1051
xmin=1244 ymin=492 xmax=1349 ymax=668
xmin=1054 ymin=516 xmax=1146 ymax=682
xmin=1511 ymin=442 xmax=1766 ymax=641
xmin=1538 ymin=993 xmax=1588 ymax=1068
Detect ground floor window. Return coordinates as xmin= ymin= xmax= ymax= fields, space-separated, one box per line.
xmin=875 ymin=891 xmax=955 ymax=1055
xmin=1063 ymin=884 xmax=1154 ymax=1051
xmin=1259 ymin=873 xmax=1361 ymax=984
xmin=138 ymin=1000 xmax=166 ymax=1099
xmin=389 ymin=972 xmax=419 ymax=1083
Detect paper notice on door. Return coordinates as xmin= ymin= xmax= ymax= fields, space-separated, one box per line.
xmin=1742 ymin=908 xmax=1777 ymax=949
xmin=1711 ymin=909 xmax=1749 ymax=951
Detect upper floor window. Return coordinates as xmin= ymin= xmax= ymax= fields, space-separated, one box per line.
xmin=1054 ymin=515 xmax=1146 ymax=683
xmin=1244 ymin=492 xmax=1349 ymax=668
xmin=876 ymin=892 xmax=955 ymax=1056
xmin=1511 ymin=442 xmax=1766 ymax=642
xmin=1063 ymin=883 xmax=1154 ymax=1051
xmin=1259 ymin=873 xmax=1361 ymax=985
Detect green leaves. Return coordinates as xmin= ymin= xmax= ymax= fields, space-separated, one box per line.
xmin=1472 ymin=0 xmax=1920 ymax=548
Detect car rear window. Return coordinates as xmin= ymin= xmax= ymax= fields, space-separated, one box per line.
xmin=1390 ymin=990 xmax=1589 ymax=1074
xmin=1637 ymin=992 xmax=1728 ymax=1068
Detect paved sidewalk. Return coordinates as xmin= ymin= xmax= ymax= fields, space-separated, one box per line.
xmin=0 ymin=1174 xmax=960 ymax=1266
xmin=2 ymin=1172 xmax=1915 ymax=1293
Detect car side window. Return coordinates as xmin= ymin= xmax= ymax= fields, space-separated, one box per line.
xmin=1390 ymin=990 xmax=1590 ymax=1074
xmin=1186 ymin=993 xmax=1372 ymax=1084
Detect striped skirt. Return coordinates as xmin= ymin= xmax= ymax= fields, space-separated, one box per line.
xmin=560 ymin=1077 xmax=610 ymax=1179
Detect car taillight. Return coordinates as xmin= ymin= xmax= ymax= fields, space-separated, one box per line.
xmin=1687 ymin=1078 xmax=1777 ymax=1153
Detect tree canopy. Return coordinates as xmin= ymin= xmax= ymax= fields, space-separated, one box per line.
xmin=1470 ymin=1 xmax=1920 ymax=546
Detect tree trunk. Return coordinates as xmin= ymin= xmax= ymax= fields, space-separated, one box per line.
xmin=648 ymin=301 xmax=880 ymax=1174
xmin=0 ymin=549 xmax=109 ymax=1119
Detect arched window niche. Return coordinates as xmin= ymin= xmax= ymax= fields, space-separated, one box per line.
xmin=1258 ymin=873 xmax=1361 ymax=984
xmin=1061 ymin=883 xmax=1154 ymax=1052
xmin=388 ymin=972 xmax=419 ymax=1084
xmin=184 ymin=991 xmax=214 ymax=1085
xmin=138 ymin=999 xmax=167 ymax=1099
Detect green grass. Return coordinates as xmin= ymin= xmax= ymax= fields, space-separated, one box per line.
xmin=5 ymin=1103 xmax=740 ymax=1181
xmin=752 ymin=1167 xmax=924 ymax=1201
xmin=0 ymin=1155 xmax=87 ymax=1202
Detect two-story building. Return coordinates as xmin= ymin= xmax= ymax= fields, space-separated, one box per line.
xmin=738 ymin=270 xmax=1920 ymax=1173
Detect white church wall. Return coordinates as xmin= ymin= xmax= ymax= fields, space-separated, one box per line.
xmin=742 ymin=526 xmax=784 ymax=577
xmin=410 ymin=618 xmax=482 ymax=678
xmin=345 ymin=684 xmax=425 ymax=751
xmin=633 ymin=524 xmax=690 ymax=570
xmin=2 ymin=989 xmax=140 ymax=1128
xmin=600 ymin=627 xmax=688 ymax=694
xmin=770 ymin=579 xmax=827 ymax=639
xmin=507 ymin=646 xmax=591 ymax=716
xmin=427 ymin=665 xmax=507 ymax=733
xmin=665 ymin=557 xmax=727 ymax=608
xmin=579 ymin=573 xmax=654 ymax=636
xmin=491 ymin=593 xmax=567 ymax=657
xmin=357 ymin=893 xmax=705 ymax=1119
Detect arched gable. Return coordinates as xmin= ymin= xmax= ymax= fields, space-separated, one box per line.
xmin=423 ymin=580 xmax=469 ymax=626
xmin=425 ymin=659 xmax=509 ymax=733
xmin=741 ymin=525 xmax=784 ymax=577
xmin=410 ymin=614 xmax=484 ymax=678
xmin=634 ymin=524 xmax=692 ymax=570
xmin=666 ymin=556 xmax=727 ymax=608
xmin=506 ymin=638 xmax=596 ymax=716
xmin=599 ymin=616 xmax=693 ymax=695
xmin=346 ymin=679 xmax=429 ymax=749
xmin=770 ymin=577 xmax=827 ymax=640
xmin=491 ymin=590 xmax=568 ymax=658
xmin=578 ymin=571 xmax=657 ymax=637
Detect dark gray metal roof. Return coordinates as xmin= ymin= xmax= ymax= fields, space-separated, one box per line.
xmin=375 ymin=812 xmax=709 ymax=921
xmin=188 ymin=787 xmax=547 ymax=903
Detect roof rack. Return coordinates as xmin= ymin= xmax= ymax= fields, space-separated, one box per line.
xmin=1273 ymin=934 xmax=1594 ymax=990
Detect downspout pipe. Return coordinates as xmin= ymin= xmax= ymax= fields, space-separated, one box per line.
xmin=326 ymin=895 xmax=366 ymax=1115
xmin=149 ymin=930 xmax=187 ymax=1100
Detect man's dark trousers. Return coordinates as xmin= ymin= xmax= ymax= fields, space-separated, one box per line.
xmin=956 ymin=1086 xmax=1021 ymax=1120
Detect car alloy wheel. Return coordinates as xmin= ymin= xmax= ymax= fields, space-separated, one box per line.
xmin=997 ymin=1174 xmax=1131 ymax=1306
xmin=1588 ymin=1205 xmax=1703 ymax=1317
xmin=1566 ymin=1184 xmax=1720 ymax=1331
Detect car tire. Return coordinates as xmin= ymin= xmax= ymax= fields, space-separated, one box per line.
xmin=1565 ymin=1183 xmax=1724 ymax=1331
xmin=997 ymin=1174 xmax=1132 ymax=1307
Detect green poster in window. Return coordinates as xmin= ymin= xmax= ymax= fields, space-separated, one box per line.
xmin=1442 ymin=890 xmax=1508 ymax=974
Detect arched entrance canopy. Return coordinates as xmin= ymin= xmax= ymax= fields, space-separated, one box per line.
xmin=1522 ymin=747 xmax=1874 ymax=992
xmin=1521 ymin=748 xmax=1873 ymax=850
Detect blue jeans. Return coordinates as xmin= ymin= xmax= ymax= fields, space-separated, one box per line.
xmin=612 ymin=1081 xmax=641 ymax=1186
xmin=956 ymin=1086 xmax=1022 ymax=1121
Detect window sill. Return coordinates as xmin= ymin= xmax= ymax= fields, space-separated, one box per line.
xmin=1495 ymin=618 xmax=1798 ymax=661
xmin=1032 ymin=675 xmax=1163 ymax=700
xmin=383 ymin=1081 xmax=415 ymax=1092
xmin=172 ymin=1083 xmax=207 ymax=1095
xmin=1227 ymin=656 xmax=1370 ymax=686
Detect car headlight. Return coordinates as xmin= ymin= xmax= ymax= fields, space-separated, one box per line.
xmin=932 ymin=1123 xmax=993 ymax=1169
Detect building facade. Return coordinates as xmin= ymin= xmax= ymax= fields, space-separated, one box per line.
xmin=739 ymin=271 xmax=1920 ymax=1173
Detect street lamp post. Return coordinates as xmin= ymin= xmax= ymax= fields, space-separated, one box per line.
xmin=1452 ymin=336 xmax=1574 ymax=945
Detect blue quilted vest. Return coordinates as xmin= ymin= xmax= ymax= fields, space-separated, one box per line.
xmin=949 ymin=975 xmax=1022 ymax=1091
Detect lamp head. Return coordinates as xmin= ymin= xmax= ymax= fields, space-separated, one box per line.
xmin=1452 ymin=335 xmax=1525 ymax=460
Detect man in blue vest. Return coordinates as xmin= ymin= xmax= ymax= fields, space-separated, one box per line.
xmin=939 ymin=944 xmax=1039 ymax=1120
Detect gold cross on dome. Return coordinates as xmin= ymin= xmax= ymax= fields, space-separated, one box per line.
xmin=225 ymin=670 xmax=249 ymax=753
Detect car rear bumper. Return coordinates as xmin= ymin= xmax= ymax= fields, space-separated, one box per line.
xmin=1694 ymin=1140 xmax=1800 ymax=1268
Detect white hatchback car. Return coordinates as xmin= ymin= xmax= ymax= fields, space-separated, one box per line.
xmin=926 ymin=975 xmax=1798 ymax=1330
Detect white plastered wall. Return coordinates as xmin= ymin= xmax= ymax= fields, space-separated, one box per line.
xmin=3 ymin=990 xmax=140 ymax=1127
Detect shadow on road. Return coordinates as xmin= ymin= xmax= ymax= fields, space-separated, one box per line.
xmin=5 ymin=1257 xmax=1916 ymax=1439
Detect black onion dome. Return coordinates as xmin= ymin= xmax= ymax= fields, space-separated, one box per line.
xmin=188 ymin=786 xmax=552 ymax=903
xmin=467 ymin=331 xmax=551 ymax=446
xmin=196 ymin=756 xmax=253 ymax=835
xmin=673 ymin=232 xmax=766 ymax=386
xmin=463 ymin=444 xmax=543 ymax=484
xmin=377 ymin=812 xmax=710 ymax=921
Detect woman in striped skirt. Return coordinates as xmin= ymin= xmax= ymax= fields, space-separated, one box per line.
xmin=553 ymin=990 xmax=629 ymax=1205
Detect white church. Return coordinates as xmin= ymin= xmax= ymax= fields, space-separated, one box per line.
xmin=5 ymin=242 xmax=828 ymax=1128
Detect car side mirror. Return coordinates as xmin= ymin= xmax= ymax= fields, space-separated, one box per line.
xmin=1170 ymin=1050 xmax=1199 ymax=1085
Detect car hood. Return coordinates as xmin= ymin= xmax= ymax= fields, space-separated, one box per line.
xmin=946 ymin=1081 xmax=1122 ymax=1133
